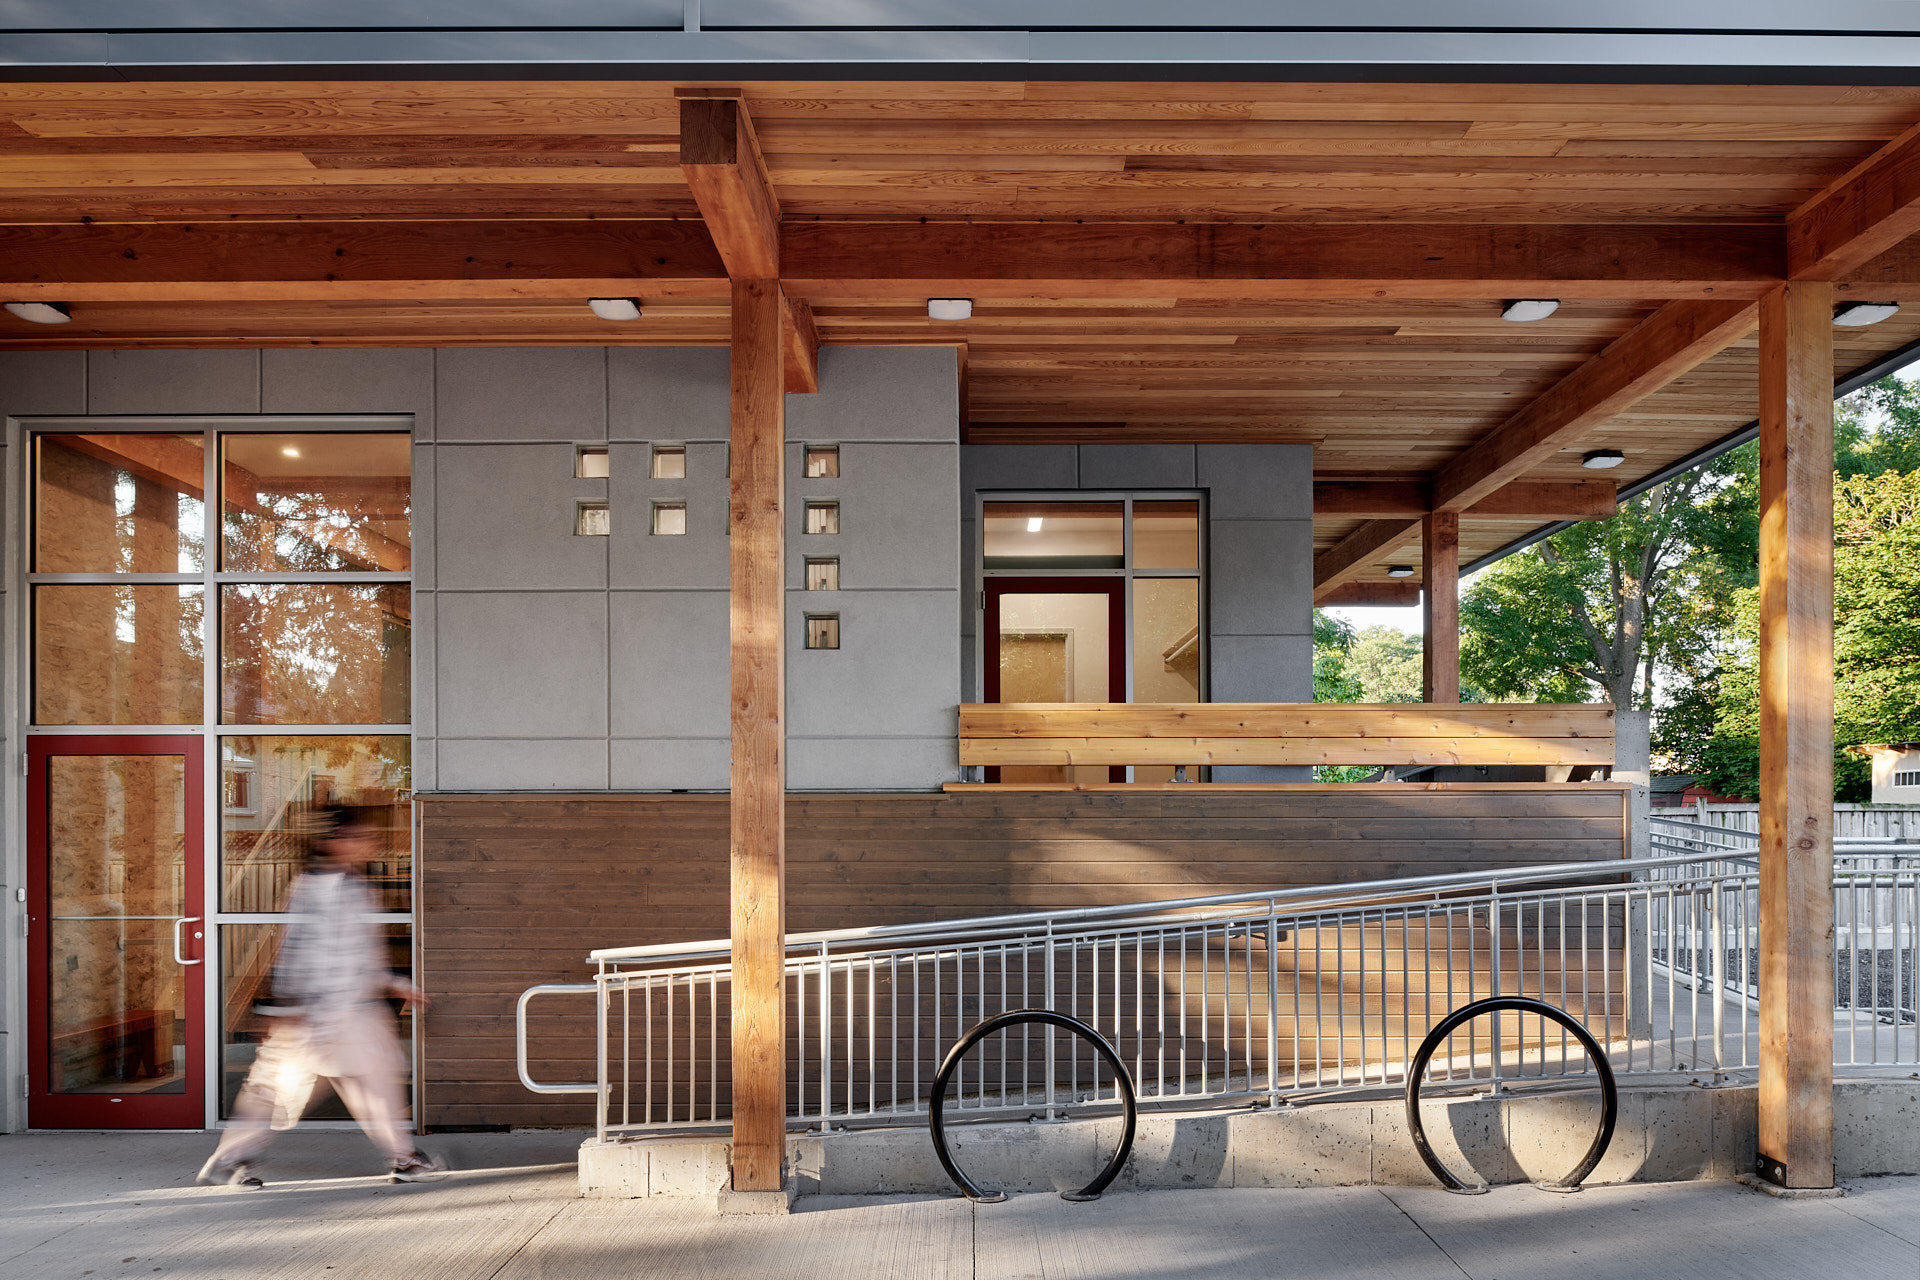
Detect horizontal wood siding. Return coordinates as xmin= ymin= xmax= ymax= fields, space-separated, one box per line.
xmin=419 ymin=785 xmax=1627 ymax=1128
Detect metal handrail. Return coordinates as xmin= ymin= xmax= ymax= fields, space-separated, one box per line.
xmin=515 ymin=983 xmax=599 ymax=1095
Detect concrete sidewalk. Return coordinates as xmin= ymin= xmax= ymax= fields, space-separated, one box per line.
xmin=2 ymin=1131 xmax=1916 ymax=1280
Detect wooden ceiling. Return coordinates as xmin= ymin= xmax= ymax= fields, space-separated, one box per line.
xmin=5 ymin=77 xmax=1920 ymax=587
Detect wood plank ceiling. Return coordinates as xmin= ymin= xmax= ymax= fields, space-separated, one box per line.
xmin=5 ymin=78 xmax=1920 ymax=586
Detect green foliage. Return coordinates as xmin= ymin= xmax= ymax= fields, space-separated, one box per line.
xmin=1311 ymin=609 xmax=1363 ymax=703
xmin=1342 ymin=626 xmax=1427 ymax=703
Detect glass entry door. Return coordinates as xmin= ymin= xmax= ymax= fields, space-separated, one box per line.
xmin=984 ymin=577 xmax=1126 ymax=784
xmin=27 ymin=736 xmax=205 ymax=1127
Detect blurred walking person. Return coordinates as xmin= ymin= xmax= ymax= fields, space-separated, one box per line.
xmin=197 ymin=805 xmax=444 ymax=1188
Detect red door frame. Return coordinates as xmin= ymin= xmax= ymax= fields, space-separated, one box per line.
xmin=26 ymin=735 xmax=206 ymax=1128
xmin=983 ymin=576 xmax=1127 ymax=783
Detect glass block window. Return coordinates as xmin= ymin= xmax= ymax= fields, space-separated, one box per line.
xmin=576 ymin=446 xmax=610 ymax=479
xmin=652 ymin=501 xmax=687 ymax=536
xmin=805 ymin=614 xmax=840 ymax=650
xmin=805 ymin=445 xmax=840 ymax=478
xmin=576 ymin=501 xmax=610 ymax=536
xmin=805 ymin=557 xmax=839 ymax=591
xmin=651 ymin=445 xmax=686 ymax=479
xmin=804 ymin=501 xmax=839 ymax=535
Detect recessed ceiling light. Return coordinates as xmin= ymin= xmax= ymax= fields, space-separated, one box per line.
xmin=1386 ymin=565 xmax=1415 ymax=578
xmin=588 ymin=298 xmax=641 ymax=321
xmin=281 ymin=446 xmax=301 ymax=458
xmin=5 ymin=301 xmax=71 ymax=324
xmin=1501 ymin=299 xmax=1560 ymax=322
xmin=1833 ymin=301 xmax=1900 ymax=327
xmin=928 ymin=298 xmax=973 ymax=321
xmin=1582 ymin=449 xmax=1626 ymax=470
xmin=1027 ymin=516 xmax=1044 ymax=533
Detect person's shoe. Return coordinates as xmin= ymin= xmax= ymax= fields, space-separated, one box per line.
xmin=195 ymin=1155 xmax=264 ymax=1189
xmin=387 ymin=1150 xmax=447 ymax=1183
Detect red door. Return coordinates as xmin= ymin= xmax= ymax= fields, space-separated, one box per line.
xmin=984 ymin=577 xmax=1127 ymax=783
xmin=27 ymin=736 xmax=206 ymax=1128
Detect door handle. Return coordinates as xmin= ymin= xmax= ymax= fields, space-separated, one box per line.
xmin=172 ymin=916 xmax=203 ymax=966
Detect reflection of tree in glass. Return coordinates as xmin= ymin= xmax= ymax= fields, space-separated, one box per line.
xmin=222 ymin=474 xmax=410 ymax=574
xmin=222 ymin=585 xmax=409 ymax=726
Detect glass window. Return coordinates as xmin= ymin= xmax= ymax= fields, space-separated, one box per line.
xmin=576 ymin=502 xmax=611 ymax=536
xmin=221 ymin=433 xmax=411 ymax=573
xmin=35 ymin=584 xmax=204 ymax=725
xmin=1133 ymin=500 xmax=1200 ymax=570
xmin=805 ymin=614 xmax=840 ymax=649
xmin=221 ymin=584 xmax=410 ymax=725
xmin=651 ymin=445 xmax=686 ymax=479
xmin=651 ymin=501 xmax=686 ymax=536
xmin=220 ymin=735 xmax=412 ymax=913
xmin=576 ymin=446 xmax=610 ymax=479
xmin=983 ymin=501 xmax=1123 ymax=569
xmin=804 ymin=445 xmax=839 ymax=478
xmin=804 ymin=501 xmax=840 ymax=535
xmin=35 ymin=433 xmax=205 ymax=573
xmin=805 ymin=557 xmax=839 ymax=591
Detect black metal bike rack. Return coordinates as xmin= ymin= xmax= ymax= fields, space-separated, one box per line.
xmin=928 ymin=1009 xmax=1137 ymax=1203
xmin=1405 ymin=995 xmax=1619 ymax=1195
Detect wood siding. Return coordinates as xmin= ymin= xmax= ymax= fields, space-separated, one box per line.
xmin=418 ymin=785 xmax=1628 ymax=1129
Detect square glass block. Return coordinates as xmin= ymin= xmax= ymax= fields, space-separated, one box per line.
xmin=652 ymin=501 xmax=687 ymax=536
xmin=982 ymin=500 xmax=1122 ymax=569
xmin=35 ymin=433 xmax=206 ymax=573
xmin=35 ymin=584 xmax=205 ymax=725
xmin=576 ymin=446 xmax=610 ymax=479
xmin=1133 ymin=500 xmax=1200 ymax=570
xmin=220 ymin=735 xmax=412 ymax=912
xmin=221 ymin=583 xmax=410 ymax=726
xmin=576 ymin=502 xmax=610 ymax=536
xmin=804 ymin=445 xmax=840 ymax=478
xmin=805 ymin=614 xmax=840 ymax=650
xmin=221 ymin=432 xmax=411 ymax=573
xmin=803 ymin=501 xmax=839 ymax=535
xmin=804 ymin=557 xmax=839 ymax=591
xmin=651 ymin=445 xmax=686 ymax=479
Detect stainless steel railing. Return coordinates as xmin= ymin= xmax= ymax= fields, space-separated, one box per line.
xmin=518 ymin=830 xmax=1919 ymax=1140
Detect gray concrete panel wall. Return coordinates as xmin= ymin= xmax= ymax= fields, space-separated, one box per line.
xmin=961 ymin=440 xmax=1314 ymax=781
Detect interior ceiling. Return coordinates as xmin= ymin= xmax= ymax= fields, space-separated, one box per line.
xmin=5 ymin=78 xmax=1920 ymax=584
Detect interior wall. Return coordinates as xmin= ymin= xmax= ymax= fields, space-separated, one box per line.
xmin=961 ymin=442 xmax=1314 ymax=780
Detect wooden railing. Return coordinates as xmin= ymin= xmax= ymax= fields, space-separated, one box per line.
xmin=957 ymin=702 xmax=1616 ymax=775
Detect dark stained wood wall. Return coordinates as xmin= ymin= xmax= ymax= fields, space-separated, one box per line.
xmin=418 ymin=784 xmax=1628 ymax=1129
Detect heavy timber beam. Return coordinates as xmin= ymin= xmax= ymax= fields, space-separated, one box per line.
xmin=1429 ymin=299 xmax=1759 ymax=514
xmin=728 ymin=277 xmax=788 ymax=1195
xmin=1421 ymin=512 xmax=1461 ymax=703
xmin=0 ymin=220 xmax=1789 ymax=304
xmin=783 ymin=297 xmax=819 ymax=395
xmin=1313 ymin=519 xmax=1421 ymax=598
xmin=1755 ymin=282 xmax=1836 ymax=1190
xmin=679 ymin=92 xmax=780 ymax=280
xmin=1316 ymin=580 xmax=1422 ymax=608
xmin=1314 ymin=478 xmax=1617 ymax=520
xmin=1789 ymin=119 xmax=1920 ymax=281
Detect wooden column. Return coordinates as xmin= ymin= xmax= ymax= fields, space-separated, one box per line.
xmin=1421 ymin=511 xmax=1461 ymax=702
xmin=729 ymin=276 xmax=788 ymax=1191
xmin=1755 ymin=281 xmax=1836 ymax=1189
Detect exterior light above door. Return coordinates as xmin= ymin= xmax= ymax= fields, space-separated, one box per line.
xmin=588 ymin=298 xmax=641 ymax=321
xmin=1501 ymin=299 xmax=1560 ymax=322
xmin=1582 ymin=449 xmax=1626 ymax=469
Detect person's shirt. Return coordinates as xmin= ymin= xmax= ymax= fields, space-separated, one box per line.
xmin=272 ymin=866 xmax=392 ymax=1019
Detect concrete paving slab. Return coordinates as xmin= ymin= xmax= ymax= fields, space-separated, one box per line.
xmin=973 ymin=1186 xmax=1462 ymax=1280
xmin=1384 ymin=1179 xmax=1920 ymax=1280
xmin=1832 ymin=1177 xmax=1920 ymax=1247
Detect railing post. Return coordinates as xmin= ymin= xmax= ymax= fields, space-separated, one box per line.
xmin=1044 ymin=922 xmax=1057 ymax=1120
xmin=596 ymin=965 xmax=610 ymax=1143
xmin=818 ymin=941 xmax=832 ymax=1131
xmin=1487 ymin=887 xmax=1503 ymax=1094
xmin=1266 ymin=909 xmax=1281 ymax=1105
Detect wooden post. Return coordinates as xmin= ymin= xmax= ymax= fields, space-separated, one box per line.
xmin=1756 ymin=280 xmax=1836 ymax=1189
xmin=1421 ymin=511 xmax=1461 ymax=702
xmin=729 ymin=276 xmax=788 ymax=1192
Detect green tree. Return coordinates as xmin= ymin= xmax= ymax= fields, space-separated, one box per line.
xmin=1343 ymin=626 xmax=1426 ymax=703
xmin=1311 ymin=609 xmax=1362 ymax=703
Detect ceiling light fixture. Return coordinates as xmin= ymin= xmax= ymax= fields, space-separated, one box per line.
xmin=5 ymin=301 xmax=71 ymax=324
xmin=588 ymin=298 xmax=641 ymax=322
xmin=1501 ymin=299 xmax=1560 ymax=323
xmin=1386 ymin=565 xmax=1415 ymax=578
xmin=1582 ymin=449 xmax=1626 ymax=470
xmin=281 ymin=446 xmax=301 ymax=458
xmin=1027 ymin=516 xmax=1044 ymax=533
xmin=928 ymin=298 xmax=973 ymax=321
xmin=1833 ymin=301 xmax=1900 ymax=327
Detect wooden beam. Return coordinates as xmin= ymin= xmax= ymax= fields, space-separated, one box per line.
xmin=1755 ymin=280 xmax=1836 ymax=1190
xmin=959 ymin=703 xmax=1616 ymax=739
xmin=728 ymin=276 xmax=787 ymax=1194
xmin=1314 ymin=478 xmax=1618 ymax=520
xmin=959 ymin=737 xmax=1613 ymax=769
xmin=679 ymin=94 xmax=781 ymax=281
xmin=783 ymin=295 xmax=819 ymax=394
xmin=1314 ymin=580 xmax=1422 ymax=608
xmin=1313 ymin=519 xmax=1420 ymax=596
xmin=0 ymin=219 xmax=1782 ymax=305
xmin=1428 ymin=299 xmax=1759 ymax=514
xmin=0 ymin=220 xmax=727 ymax=302
xmin=1789 ymin=119 xmax=1920 ymax=281
xmin=783 ymin=221 xmax=1782 ymax=301
xmin=1422 ymin=511 xmax=1461 ymax=703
